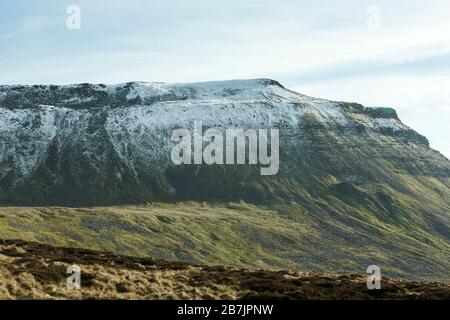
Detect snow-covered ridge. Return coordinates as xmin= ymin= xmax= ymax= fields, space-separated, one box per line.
xmin=0 ymin=78 xmax=421 ymax=141
xmin=0 ymin=77 xmax=401 ymax=122
xmin=0 ymin=78 xmax=422 ymax=142
xmin=0 ymin=78 xmax=312 ymax=109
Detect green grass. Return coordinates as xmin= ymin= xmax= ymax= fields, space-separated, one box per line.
xmin=0 ymin=185 xmax=449 ymax=282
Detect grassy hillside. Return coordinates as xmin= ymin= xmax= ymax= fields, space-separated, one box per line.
xmin=0 ymin=196 xmax=449 ymax=281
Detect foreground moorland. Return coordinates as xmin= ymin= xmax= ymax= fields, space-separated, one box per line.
xmin=0 ymin=239 xmax=449 ymax=300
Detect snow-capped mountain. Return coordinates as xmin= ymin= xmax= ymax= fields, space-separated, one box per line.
xmin=0 ymin=79 xmax=448 ymax=205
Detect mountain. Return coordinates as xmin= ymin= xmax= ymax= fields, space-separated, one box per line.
xmin=0 ymin=79 xmax=447 ymax=204
xmin=0 ymin=79 xmax=449 ymax=280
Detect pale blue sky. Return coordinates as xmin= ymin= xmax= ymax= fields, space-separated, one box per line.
xmin=1 ymin=0 xmax=449 ymax=158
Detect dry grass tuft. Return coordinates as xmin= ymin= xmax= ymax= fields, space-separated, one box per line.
xmin=0 ymin=239 xmax=449 ymax=300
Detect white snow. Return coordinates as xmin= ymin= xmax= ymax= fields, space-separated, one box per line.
xmin=125 ymin=82 xmax=172 ymax=100
xmin=0 ymin=79 xmax=412 ymax=182
xmin=373 ymin=118 xmax=402 ymax=131
xmin=0 ymin=108 xmax=58 ymax=181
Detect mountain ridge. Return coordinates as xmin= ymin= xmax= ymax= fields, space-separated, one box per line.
xmin=0 ymin=78 xmax=444 ymax=206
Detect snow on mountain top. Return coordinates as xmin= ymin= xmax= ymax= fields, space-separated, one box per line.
xmin=0 ymin=79 xmax=321 ymax=109
xmin=0 ymin=78 xmax=404 ymax=131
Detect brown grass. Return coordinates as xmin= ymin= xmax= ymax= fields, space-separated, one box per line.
xmin=0 ymin=239 xmax=449 ymax=300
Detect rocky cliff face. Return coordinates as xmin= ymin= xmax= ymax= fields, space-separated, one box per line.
xmin=0 ymin=79 xmax=447 ymax=206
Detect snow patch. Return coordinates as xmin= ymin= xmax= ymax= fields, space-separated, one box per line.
xmin=374 ymin=118 xmax=402 ymax=131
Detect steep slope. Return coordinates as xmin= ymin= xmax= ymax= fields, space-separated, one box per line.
xmin=0 ymin=79 xmax=449 ymax=280
xmin=0 ymin=79 xmax=447 ymax=205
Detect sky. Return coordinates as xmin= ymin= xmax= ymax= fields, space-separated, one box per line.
xmin=0 ymin=0 xmax=449 ymax=158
